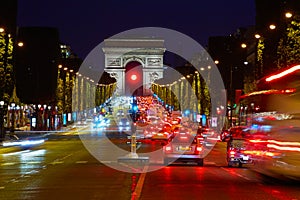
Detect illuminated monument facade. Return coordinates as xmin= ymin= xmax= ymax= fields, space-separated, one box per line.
xmin=103 ymin=38 xmax=165 ymax=96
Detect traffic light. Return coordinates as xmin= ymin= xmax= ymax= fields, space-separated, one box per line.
xmin=130 ymin=96 xmax=138 ymax=122
xmin=132 ymin=104 xmax=138 ymax=112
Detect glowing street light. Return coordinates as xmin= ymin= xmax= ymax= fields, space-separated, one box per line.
xmin=269 ymin=24 xmax=276 ymax=30
xmin=17 ymin=42 xmax=24 ymax=47
xmin=255 ymin=34 xmax=261 ymax=39
xmin=285 ymin=12 xmax=293 ymax=18
xmin=0 ymin=101 xmax=5 ymax=142
xmin=241 ymin=43 xmax=247 ymax=48
xmin=10 ymin=102 xmax=15 ymax=133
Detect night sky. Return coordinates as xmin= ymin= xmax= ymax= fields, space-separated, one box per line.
xmin=17 ymin=0 xmax=255 ymax=60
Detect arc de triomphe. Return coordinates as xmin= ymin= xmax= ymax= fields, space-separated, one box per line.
xmin=102 ymin=38 xmax=165 ymax=96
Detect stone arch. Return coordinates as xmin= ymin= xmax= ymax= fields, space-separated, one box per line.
xmin=103 ymin=38 xmax=165 ymax=96
xmin=124 ymin=61 xmax=144 ymax=96
xmin=123 ymin=57 xmax=145 ymax=68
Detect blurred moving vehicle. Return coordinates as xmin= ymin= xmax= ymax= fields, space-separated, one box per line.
xmin=152 ymin=129 xmax=173 ymax=142
xmin=143 ymin=125 xmax=158 ymax=139
xmin=237 ymin=64 xmax=300 ymax=180
xmin=227 ymin=138 xmax=253 ymax=167
xmin=118 ymin=117 xmax=130 ymax=130
xmin=2 ymin=134 xmax=45 ymax=148
xmin=220 ymin=129 xmax=230 ymax=141
xmin=228 ymin=126 xmax=248 ymax=138
xmin=93 ymin=116 xmax=110 ymax=128
xmin=163 ymin=133 xmax=204 ymax=166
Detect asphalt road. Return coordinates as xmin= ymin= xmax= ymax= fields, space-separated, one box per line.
xmin=0 ymin=126 xmax=300 ymax=200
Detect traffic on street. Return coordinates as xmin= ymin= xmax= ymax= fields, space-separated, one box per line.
xmin=1 ymin=95 xmax=300 ymax=200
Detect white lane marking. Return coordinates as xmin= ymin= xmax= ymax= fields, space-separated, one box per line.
xmin=76 ymin=161 xmax=88 ymax=164
xmin=48 ymin=153 xmax=73 ymax=165
xmin=1 ymin=162 xmax=16 ymax=166
xmin=133 ymin=165 xmax=149 ymax=200
xmin=24 ymin=170 xmax=39 ymax=175
xmin=24 ymin=161 xmax=42 ymax=165
xmin=2 ymin=150 xmax=31 ymax=156
xmin=0 ymin=186 xmax=5 ymax=189
xmin=50 ymin=161 xmax=64 ymax=165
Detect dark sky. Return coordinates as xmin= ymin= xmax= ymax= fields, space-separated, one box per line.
xmin=17 ymin=0 xmax=255 ymax=60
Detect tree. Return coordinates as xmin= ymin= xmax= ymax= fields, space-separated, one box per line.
xmin=0 ymin=31 xmax=14 ymax=103
xmin=277 ymin=19 xmax=300 ymax=69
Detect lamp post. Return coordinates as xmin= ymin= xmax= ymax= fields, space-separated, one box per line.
xmin=0 ymin=101 xmax=5 ymax=142
xmin=10 ymin=102 xmax=15 ymax=133
xmin=37 ymin=104 xmax=41 ymax=130
xmin=43 ymin=104 xmax=47 ymax=130
xmin=47 ymin=105 xmax=51 ymax=130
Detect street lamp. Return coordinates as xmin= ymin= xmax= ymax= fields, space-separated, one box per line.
xmin=47 ymin=105 xmax=51 ymax=130
xmin=37 ymin=104 xmax=41 ymax=130
xmin=17 ymin=41 xmax=24 ymax=47
xmin=10 ymin=102 xmax=15 ymax=133
xmin=0 ymin=101 xmax=5 ymax=142
xmin=241 ymin=43 xmax=247 ymax=48
xmin=269 ymin=24 xmax=276 ymax=30
xmin=254 ymin=34 xmax=261 ymax=39
xmin=285 ymin=12 xmax=293 ymax=19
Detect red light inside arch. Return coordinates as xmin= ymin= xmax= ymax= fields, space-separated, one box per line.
xmin=131 ymin=74 xmax=137 ymax=81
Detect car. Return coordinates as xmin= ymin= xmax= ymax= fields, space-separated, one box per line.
xmin=152 ymin=129 xmax=173 ymax=142
xmin=227 ymin=138 xmax=252 ymax=167
xmin=220 ymin=129 xmax=230 ymax=141
xmin=228 ymin=126 xmax=248 ymax=138
xmin=147 ymin=116 xmax=162 ymax=124
xmin=163 ymin=133 xmax=204 ymax=166
xmin=143 ymin=125 xmax=158 ymax=139
xmin=116 ymin=109 xmax=125 ymax=117
xmin=93 ymin=117 xmax=110 ymax=128
xmin=118 ymin=117 xmax=130 ymax=130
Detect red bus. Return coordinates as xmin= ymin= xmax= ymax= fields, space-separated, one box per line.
xmin=237 ymin=64 xmax=300 ymax=180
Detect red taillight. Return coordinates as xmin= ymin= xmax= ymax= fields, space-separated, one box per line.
xmin=196 ymin=146 xmax=202 ymax=152
xmin=195 ymin=146 xmax=203 ymax=154
xmin=165 ymin=146 xmax=172 ymax=152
